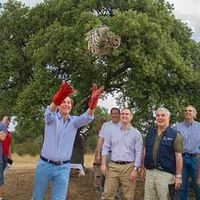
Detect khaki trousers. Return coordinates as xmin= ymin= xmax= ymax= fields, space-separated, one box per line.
xmin=102 ymin=162 xmax=135 ymax=200
xmin=144 ymin=169 xmax=174 ymax=200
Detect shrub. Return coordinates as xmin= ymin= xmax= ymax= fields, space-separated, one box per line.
xmin=15 ymin=140 xmax=41 ymax=156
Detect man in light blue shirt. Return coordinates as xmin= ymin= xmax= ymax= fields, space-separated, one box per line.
xmin=198 ymin=158 xmax=200 ymax=187
xmin=96 ymin=107 xmax=121 ymax=162
xmin=0 ymin=121 xmax=7 ymax=200
xmin=32 ymin=81 xmax=104 ymax=200
xmin=101 ymin=108 xmax=143 ymax=200
xmin=175 ymin=105 xmax=200 ymax=200
xmin=95 ymin=107 xmax=121 ymax=198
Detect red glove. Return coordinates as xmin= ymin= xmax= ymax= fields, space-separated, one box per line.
xmin=53 ymin=81 xmax=73 ymax=106
xmin=88 ymin=84 xmax=104 ymax=110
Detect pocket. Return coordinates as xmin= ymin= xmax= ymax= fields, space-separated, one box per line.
xmin=160 ymin=139 xmax=172 ymax=151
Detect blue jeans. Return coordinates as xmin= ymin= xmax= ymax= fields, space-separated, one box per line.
xmin=32 ymin=159 xmax=70 ymax=200
xmin=180 ymin=156 xmax=200 ymax=200
xmin=0 ymin=162 xmax=4 ymax=185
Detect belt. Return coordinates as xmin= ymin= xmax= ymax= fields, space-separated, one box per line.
xmin=40 ymin=155 xmax=70 ymax=165
xmin=93 ymin=162 xmax=101 ymax=166
xmin=111 ymin=160 xmax=133 ymax=165
xmin=182 ymin=153 xmax=197 ymax=157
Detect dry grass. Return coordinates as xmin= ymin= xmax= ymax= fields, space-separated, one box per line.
xmin=12 ymin=153 xmax=39 ymax=169
xmin=84 ymin=154 xmax=95 ymax=168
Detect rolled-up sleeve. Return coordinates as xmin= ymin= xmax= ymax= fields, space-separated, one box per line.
xmin=45 ymin=106 xmax=56 ymax=124
xmin=134 ymin=132 xmax=143 ymax=167
xmin=74 ymin=109 xmax=94 ymax=129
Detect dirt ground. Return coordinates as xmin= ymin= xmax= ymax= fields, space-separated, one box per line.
xmin=4 ymin=169 xmax=144 ymax=200
xmin=3 ymin=154 xmax=195 ymax=200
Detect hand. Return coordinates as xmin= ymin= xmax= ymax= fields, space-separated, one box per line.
xmin=96 ymin=154 xmax=102 ymax=163
xmin=52 ymin=81 xmax=73 ymax=106
xmin=130 ymin=169 xmax=138 ymax=181
xmin=88 ymin=84 xmax=104 ymax=110
xmin=175 ymin=177 xmax=182 ymax=190
xmin=101 ymin=164 xmax=107 ymax=176
xmin=0 ymin=131 xmax=7 ymax=141
xmin=140 ymin=168 xmax=146 ymax=181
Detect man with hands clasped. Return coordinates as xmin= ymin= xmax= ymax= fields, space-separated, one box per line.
xmin=101 ymin=108 xmax=143 ymax=200
xmin=32 ymin=81 xmax=104 ymax=200
xmin=142 ymin=107 xmax=183 ymax=200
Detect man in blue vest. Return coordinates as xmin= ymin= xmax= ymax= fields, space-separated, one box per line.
xmin=142 ymin=107 xmax=183 ymax=200
xmin=175 ymin=105 xmax=200 ymax=200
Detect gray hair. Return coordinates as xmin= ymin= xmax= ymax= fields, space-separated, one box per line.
xmin=155 ymin=107 xmax=171 ymax=117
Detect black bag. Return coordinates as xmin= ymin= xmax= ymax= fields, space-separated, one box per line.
xmin=7 ymin=158 xmax=13 ymax=165
xmin=168 ymin=183 xmax=180 ymax=200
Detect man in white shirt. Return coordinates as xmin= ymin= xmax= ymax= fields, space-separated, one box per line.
xmin=96 ymin=108 xmax=120 ymax=162
xmin=95 ymin=108 xmax=121 ymax=198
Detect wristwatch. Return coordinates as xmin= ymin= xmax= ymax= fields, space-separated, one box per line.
xmin=176 ymin=174 xmax=182 ymax=179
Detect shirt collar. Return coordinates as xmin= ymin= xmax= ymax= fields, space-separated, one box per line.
xmin=58 ymin=112 xmax=71 ymax=121
xmin=111 ymin=121 xmax=120 ymax=125
xmin=183 ymin=120 xmax=194 ymax=126
xmin=120 ymin=124 xmax=132 ymax=131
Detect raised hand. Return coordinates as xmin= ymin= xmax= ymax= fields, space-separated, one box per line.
xmin=88 ymin=84 xmax=104 ymax=110
xmin=53 ymin=81 xmax=73 ymax=106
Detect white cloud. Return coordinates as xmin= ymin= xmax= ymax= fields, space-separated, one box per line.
xmin=8 ymin=0 xmax=200 ymax=41
xmin=22 ymin=0 xmax=43 ymax=7
xmin=99 ymin=94 xmax=118 ymax=112
xmin=167 ymin=0 xmax=200 ymax=41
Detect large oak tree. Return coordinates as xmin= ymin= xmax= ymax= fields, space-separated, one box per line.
xmin=0 ymin=0 xmax=200 ymax=142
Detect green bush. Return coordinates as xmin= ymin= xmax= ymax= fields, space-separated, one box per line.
xmin=11 ymin=138 xmax=16 ymax=153
xmin=15 ymin=141 xmax=41 ymax=156
xmin=15 ymin=143 xmax=27 ymax=156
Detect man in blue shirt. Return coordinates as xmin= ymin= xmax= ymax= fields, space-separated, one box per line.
xmin=198 ymin=157 xmax=200 ymax=188
xmin=32 ymin=81 xmax=104 ymax=200
xmin=0 ymin=120 xmax=7 ymax=200
xmin=95 ymin=108 xmax=121 ymax=198
xmin=175 ymin=105 xmax=200 ymax=200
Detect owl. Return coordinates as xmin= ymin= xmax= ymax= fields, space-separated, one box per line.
xmin=86 ymin=26 xmax=121 ymax=56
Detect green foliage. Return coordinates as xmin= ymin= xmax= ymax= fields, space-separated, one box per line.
xmin=0 ymin=0 xmax=200 ymax=143
xmin=15 ymin=139 xmax=41 ymax=156
xmin=11 ymin=137 xmax=16 ymax=153
xmin=84 ymin=106 xmax=110 ymax=152
xmin=84 ymin=134 xmax=97 ymax=153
